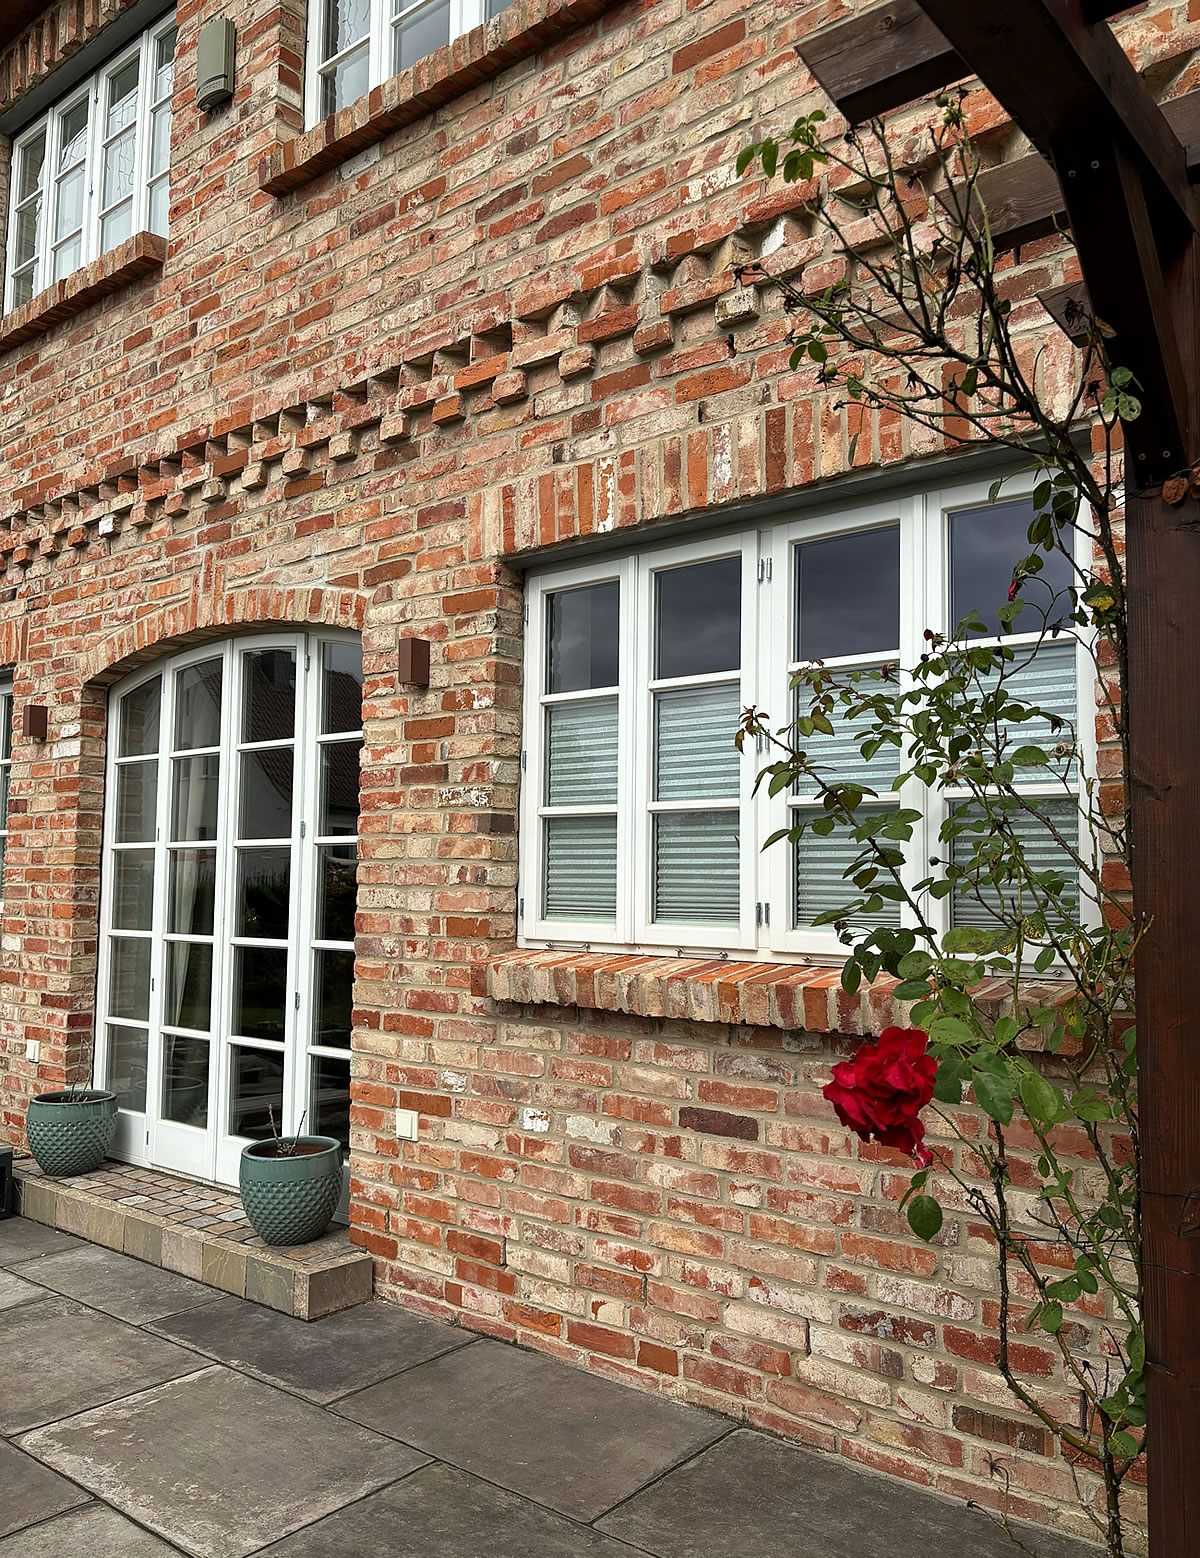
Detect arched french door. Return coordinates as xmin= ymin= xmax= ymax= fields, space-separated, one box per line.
xmin=94 ymin=631 xmax=362 ymax=1186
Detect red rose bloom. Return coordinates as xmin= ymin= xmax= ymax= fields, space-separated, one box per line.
xmin=822 ymin=1026 xmax=937 ymax=1163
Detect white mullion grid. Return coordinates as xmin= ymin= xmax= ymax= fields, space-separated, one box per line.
xmin=48 ymin=87 xmax=88 ymax=283
xmin=95 ymin=39 xmax=143 ymax=253
xmin=633 ymin=534 xmax=757 ymax=954
xmin=5 ymin=127 xmax=48 ymax=311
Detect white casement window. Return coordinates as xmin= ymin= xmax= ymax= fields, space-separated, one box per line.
xmin=95 ymin=633 xmax=362 ymax=1187
xmin=3 ymin=13 xmax=176 ymax=314
xmin=0 ymin=677 xmax=11 ymax=909
xmin=306 ymin=0 xmax=518 ymax=124
xmin=519 ymin=477 xmax=1091 ymax=963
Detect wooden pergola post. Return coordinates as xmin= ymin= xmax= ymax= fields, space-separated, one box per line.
xmin=796 ymin=4 xmax=1200 ymax=1552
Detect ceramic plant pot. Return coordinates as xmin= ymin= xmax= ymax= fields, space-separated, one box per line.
xmin=239 ymin=1135 xmax=343 ymax=1247
xmin=25 ymin=1090 xmax=118 ymax=1177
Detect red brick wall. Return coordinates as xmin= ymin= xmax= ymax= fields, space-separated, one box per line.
xmin=0 ymin=0 xmax=1171 ymax=1541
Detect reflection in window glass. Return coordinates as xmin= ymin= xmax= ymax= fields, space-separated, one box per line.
xmin=115 ymin=762 xmax=158 ymax=843
xmin=320 ymin=741 xmax=361 ymax=836
xmin=242 ymin=649 xmax=296 ymax=743
xmin=169 ymin=849 xmax=217 ymax=935
xmin=314 ymin=949 xmax=355 ymax=1048
xmin=110 ymin=937 xmax=151 ymax=1022
xmin=230 ymin=1045 xmax=286 ymax=1141
xmin=236 ymin=848 xmax=291 ymax=939
xmin=311 ymin=1054 xmax=351 ymax=1151
xmin=796 ymin=528 xmax=900 ymax=661
xmin=318 ymin=845 xmax=358 ymax=942
xmin=950 ymin=500 xmax=1074 ymax=638
xmin=547 ymin=583 xmax=619 ymax=693
xmin=119 ymin=678 xmax=161 ymax=756
xmin=165 ymin=940 xmax=213 ymax=1032
xmin=162 ymin=1034 xmax=209 ymax=1126
xmin=107 ymin=1025 xmax=148 ymax=1113
xmin=655 ymin=558 xmax=740 ymax=680
xmin=112 ymin=850 xmax=155 ymax=930
xmin=240 ymin=749 xmax=294 ymax=839
xmin=233 ymin=945 xmax=289 ymax=1042
xmin=322 ymin=642 xmax=364 ymax=733
xmin=175 ymin=659 xmax=223 ymax=750
xmin=172 ymin=755 xmax=219 ymax=841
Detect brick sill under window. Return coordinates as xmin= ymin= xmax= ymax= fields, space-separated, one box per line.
xmin=259 ymin=0 xmax=613 ymax=196
xmin=0 ymin=232 xmax=166 ymax=357
xmin=483 ymin=949 xmax=1076 ymax=1047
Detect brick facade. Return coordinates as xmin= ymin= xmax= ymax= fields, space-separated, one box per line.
xmin=0 ymin=0 xmax=1171 ymax=1544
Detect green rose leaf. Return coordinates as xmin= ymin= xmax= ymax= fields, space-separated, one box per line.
xmin=973 ymin=1071 xmax=1015 ymax=1125
xmin=907 ymin=1195 xmax=943 ymax=1242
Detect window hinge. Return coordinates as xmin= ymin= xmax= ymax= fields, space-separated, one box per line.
xmin=520 ymin=750 xmax=527 ymax=771
xmin=755 ymin=901 xmax=771 ymax=926
xmin=294 ymin=991 xmax=301 ymax=1009
xmin=755 ymin=902 xmax=763 ymax=925
xmin=757 ymin=558 xmax=773 ymax=583
xmin=523 ymin=602 xmax=529 ymax=623
xmin=764 ymin=902 xmax=771 ymax=926
xmin=299 ymin=820 xmax=306 ymax=837
xmin=519 ymin=896 xmax=525 ymax=920
xmin=305 ymin=653 xmax=311 ymax=671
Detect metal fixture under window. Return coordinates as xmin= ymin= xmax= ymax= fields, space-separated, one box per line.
xmin=196 ymin=18 xmax=236 ymax=112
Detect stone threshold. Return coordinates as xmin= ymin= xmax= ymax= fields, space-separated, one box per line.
xmin=13 ymin=1158 xmax=372 ymax=1321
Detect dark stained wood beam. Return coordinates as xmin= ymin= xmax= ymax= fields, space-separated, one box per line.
xmin=0 ymin=2 xmax=50 ymax=54
xmin=797 ymin=0 xmax=966 ymax=124
xmin=1037 ymin=280 xmax=1092 ymax=344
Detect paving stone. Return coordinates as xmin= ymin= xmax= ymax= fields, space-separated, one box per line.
xmin=0 ymin=1219 xmax=80 ymax=1267
xmin=19 ymin=1365 xmax=429 ymax=1558
xmin=0 ymin=1503 xmax=183 ymax=1555
xmin=336 ymin=1338 xmax=725 ymax=1520
xmin=0 ymin=1297 xmax=202 ymax=1435
xmin=0 ymin=1441 xmax=90 ymax=1540
xmin=257 ymin=1461 xmax=644 ymax=1556
xmin=148 ymin=1294 xmax=474 ymax=1403
xmin=595 ymin=1429 xmax=1096 ymax=1558
xmin=0 ymin=1270 xmax=45 ymax=1312
xmin=9 ymin=1245 xmax=221 ymax=1325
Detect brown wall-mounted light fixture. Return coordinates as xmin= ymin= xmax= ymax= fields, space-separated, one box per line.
xmin=22 ymin=705 xmax=48 ymax=740
xmin=397 ymin=636 xmax=431 ymax=687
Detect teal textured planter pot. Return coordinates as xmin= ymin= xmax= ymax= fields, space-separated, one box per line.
xmin=239 ymin=1136 xmax=343 ymax=1247
xmin=26 ymin=1090 xmax=118 ymax=1177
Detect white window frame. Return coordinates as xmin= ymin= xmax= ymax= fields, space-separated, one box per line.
xmin=304 ymin=0 xmax=516 ymax=127
xmin=94 ymin=630 xmax=362 ymax=1187
xmin=3 ymin=12 xmax=176 ymax=315
xmin=518 ymin=473 xmax=1093 ymax=965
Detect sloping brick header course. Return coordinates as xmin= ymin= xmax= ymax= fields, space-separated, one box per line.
xmin=259 ymin=0 xmax=613 ymax=195
xmin=0 ymin=232 xmax=166 ymax=357
xmin=485 ymin=950 xmax=1075 ymax=1041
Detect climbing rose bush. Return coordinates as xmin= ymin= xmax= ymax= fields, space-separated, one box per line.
xmin=822 ymin=1027 xmax=937 ymax=1164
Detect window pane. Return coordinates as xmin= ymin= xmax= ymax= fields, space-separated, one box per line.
xmin=793 ymin=669 xmax=899 ymax=794
xmin=165 ymin=940 xmax=212 ymax=1032
xmin=112 ymin=849 xmax=155 ymax=930
xmin=544 ymin=816 xmax=617 ymax=920
xmin=318 ymin=844 xmax=358 ymax=942
xmin=236 ymin=847 xmax=291 ymax=939
xmin=115 ymin=761 xmax=158 ymax=843
xmin=101 ymin=200 xmax=133 ymax=253
xmin=14 ymin=199 xmax=41 ymax=268
xmin=229 ymin=1046 xmax=285 ymax=1142
xmin=0 ymin=765 xmax=8 ymax=832
xmin=325 ymin=0 xmax=372 ymax=56
xmin=102 ymin=127 xmax=135 ymax=208
xmin=656 ymin=558 xmax=740 ymax=679
xmin=175 ymin=659 xmax=223 ymax=750
xmin=58 ymin=100 xmax=89 ymax=170
xmin=148 ymin=176 xmax=169 ymax=234
xmin=109 ymin=936 xmax=151 ymax=1021
xmin=241 ymin=749 xmax=294 ymax=838
xmin=983 ymin=640 xmax=1078 ymax=782
xmin=53 ymin=235 xmax=81 ymax=280
xmin=150 ymin=102 xmax=171 ymax=175
xmin=12 ymin=266 xmax=37 ymax=308
xmin=547 ymin=583 xmax=619 ymax=693
xmin=155 ymin=28 xmax=177 ymax=97
xmin=796 ymin=527 xmax=900 ymax=661
xmin=169 ymin=849 xmax=216 ymax=935
xmin=0 ymin=696 xmax=10 ymax=761
xmin=486 ymin=0 xmax=518 ymax=15
xmin=950 ymin=799 xmax=1080 ymax=929
xmin=119 ymin=677 xmax=161 ymax=756
xmin=320 ymin=44 xmax=369 ymax=116
xmin=313 ymin=948 xmax=354 ymax=1048
xmin=54 ymin=167 xmax=84 ymax=239
xmin=18 ymin=130 xmax=46 ymax=202
xmin=234 ymin=946 xmax=289 ymax=1041
xmin=106 ymin=1025 xmax=147 ymax=1112
xmin=795 ymin=807 xmax=902 ymax=929
xmin=172 ymin=755 xmax=220 ymax=841
xmin=950 ymin=499 xmax=1075 ymax=638
xmin=311 ymin=1054 xmax=350 ymax=1151
xmin=653 ymin=811 xmax=739 ymax=924
xmin=162 ymin=1033 xmax=209 ymax=1126
xmin=243 ymin=648 xmax=296 ymax=742
xmin=322 ymin=641 xmax=363 ymax=733
xmin=655 ymin=685 xmax=739 ymax=801
xmin=319 ymin=740 xmax=361 ymax=836
xmin=393 ymin=0 xmax=451 ymax=72
xmin=546 ymin=697 xmax=617 ymax=806
xmin=106 ymin=58 xmax=140 ymax=136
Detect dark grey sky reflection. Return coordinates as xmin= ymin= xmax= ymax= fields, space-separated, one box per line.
xmin=796 ymin=527 xmax=900 ymax=660
xmin=656 ymin=557 xmax=741 ymax=678
xmin=950 ymin=499 xmax=1073 ymax=636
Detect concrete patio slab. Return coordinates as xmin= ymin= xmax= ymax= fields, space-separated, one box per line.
xmin=0 ymin=1271 xmax=44 ymax=1313
xmin=147 ymin=1293 xmax=476 ymax=1403
xmin=336 ymin=1338 xmax=728 ymax=1521
xmin=257 ymin=1461 xmax=646 ymax=1557
xmin=0 ymin=1220 xmax=80 ymax=1267
xmin=0 ymin=1441 xmax=90 ymax=1540
xmin=9 ymin=1245 xmax=222 ymax=1326
xmin=0 ymin=1503 xmax=184 ymax=1556
xmin=18 ymin=1365 xmax=430 ymax=1558
xmin=0 ymin=1297 xmax=203 ymax=1435
xmin=594 ymin=1428 xmax=1096 ymax=1558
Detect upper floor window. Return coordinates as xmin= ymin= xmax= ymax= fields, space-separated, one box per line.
xmin=4 ymin=13 xmax=177 ymax=313
xmin=307 ymin=0 xmax=517 ymax=124
xmin=518 ymin=479 xmax=1090 ymax=963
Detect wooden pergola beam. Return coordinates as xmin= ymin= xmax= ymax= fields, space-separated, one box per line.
xmin=798 ymin=0 xmax=966 ymax=125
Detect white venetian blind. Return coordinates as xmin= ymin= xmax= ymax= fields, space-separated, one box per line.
xmin=546 ymin=699 xmax=618 ymax=806
xmin=544 ymin=816 xmax=619 ymax=919
xmin=950 ymin=799 xmax=1081 ymax=927
xmin=981 ymin=641 xmax=1078 ymax=782
xmin=655 ymin=685 xmax=741 ymax=801
xmin=794 ymin=807 xmax=903 ymax=929
xmin=654 ymin=812 xmax=740 ymax=924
